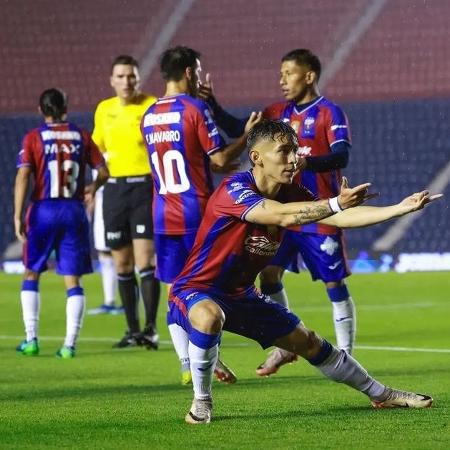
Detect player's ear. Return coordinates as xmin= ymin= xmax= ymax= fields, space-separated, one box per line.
xmin=305 ymin=70 xmax=317 ymax=85
xmin=249 ymin=149 xmax=262 ymax=167
xmin=185 ymin=66 xmax=193 ymax=81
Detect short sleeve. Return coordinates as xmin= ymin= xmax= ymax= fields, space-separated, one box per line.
xmin=194 ymin=103 xmax=225 ymax=155
xmin=326 ymin=105 xmax=351 ymax=147
xmin=213 ymin=178 xmax=265 ymax=221
xmin=83 ymin=130 xmax=106 ymax=169
xmin=16 ymin=132 xmax=35 ymax=169
xmin=92 ymin=102 xmax=105 ymax=151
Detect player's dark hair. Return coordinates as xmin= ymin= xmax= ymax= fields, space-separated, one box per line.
xmin=39 ymin=88 xmax=68 ymax=120
xmin=247 ymin=119 xmax=299 ymax=151
xmin=111 ymin=55 xmax=139 ymax=73
xmin=160 ymin=46 xmax=201 ymax=81
xmin=281 ymin=49 xmax=322 ymax=80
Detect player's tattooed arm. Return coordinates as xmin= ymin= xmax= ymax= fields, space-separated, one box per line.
xmin=292 ymin=203 xmax=333 ymax=225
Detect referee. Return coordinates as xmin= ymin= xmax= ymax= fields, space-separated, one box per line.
xmin=93 ymin=55 xmax=160 ymax=349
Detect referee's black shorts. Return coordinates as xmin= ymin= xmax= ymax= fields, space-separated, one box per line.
xmin=103 ymin=175 xmax=153 ymax=250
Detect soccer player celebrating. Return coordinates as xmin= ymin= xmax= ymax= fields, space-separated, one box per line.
xmin=14 ymin=88 xmax=109 ymax=358
xmin=200 ymin=49 xmax=362 ymax=374
xmin=93 ymin=55 xmax=160 ymax=349
xmin=142 ymin=46 xmax=262 ymax=384
xmin=169 ymin=120 xmax=438 ymax=424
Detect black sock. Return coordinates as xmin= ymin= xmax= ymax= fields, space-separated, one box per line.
xmin=139 ymin=267 xmax=160 ymax=331
xmin=117 ymin=272 xmax=140 ymax=333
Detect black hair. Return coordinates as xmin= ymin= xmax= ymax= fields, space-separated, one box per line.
xmin=281 ymin=48 xmax=322 ymax=80
xmin=111 ymin=55 xmax=139 ymax=73
xmin=159 ymin=46 xmax=201 ymax=81
xmin=247 ymin=119 xmax=299 ymax=151
xmin=39 ymin=88 xmax=68 ymax=119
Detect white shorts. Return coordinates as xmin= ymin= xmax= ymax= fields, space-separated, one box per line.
xmin=93 ymin=186 xmax=111 ymax=252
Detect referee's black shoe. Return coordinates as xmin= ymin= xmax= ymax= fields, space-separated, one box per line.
xmin=112 ymin=331 xmax=142 ymax=348
xmin=140 ymin=326 xmax=159 ymax=350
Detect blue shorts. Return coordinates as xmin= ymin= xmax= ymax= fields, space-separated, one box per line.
xmin=168 ymin=286 xmax=300 ymax=349
xmin=24 ymin=200 xmax=93 ymax=276
xmin=270 ymin=231 xmax=350 ymax=282
xmin=154 ymin=232 xmax=197 ymax=283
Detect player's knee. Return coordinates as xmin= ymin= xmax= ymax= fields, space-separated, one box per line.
xmin=189 ymin=302 xmax=224 ymax=334
xmin=23 ymin=270 xmax=39 ymax=281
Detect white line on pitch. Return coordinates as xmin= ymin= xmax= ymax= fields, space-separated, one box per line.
xmin=1 ymin=335 xmax=449 ymax=353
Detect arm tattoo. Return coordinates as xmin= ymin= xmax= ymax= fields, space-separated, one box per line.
xmin=292 ymin=204 xmax=332 ymax=225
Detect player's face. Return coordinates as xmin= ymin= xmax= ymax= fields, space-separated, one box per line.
xmin=279 ymin=60 xmax=313 ymax=103
xmin=110 ymin=64 xmax=140 ymax=103
xmin=188 ymin=58 xmax=202 ymax=97
xmin=253 ymin=134 xmax=298 ymax=184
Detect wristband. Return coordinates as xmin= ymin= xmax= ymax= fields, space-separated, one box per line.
xmin=328 ymin=196 xmax=343 ymax=214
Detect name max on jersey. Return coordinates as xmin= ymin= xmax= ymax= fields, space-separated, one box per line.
xmin=145 ymin=130 xmax=181 ymax=145
xmin=44 ymin=142 xmax=81 ymax=155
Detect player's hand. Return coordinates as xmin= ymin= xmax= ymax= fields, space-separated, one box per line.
xmin=198 ymin=73 xmax=215 ymax=102
xmin=398 ymin=190 xmax=443 ymax=213
xmin=210 ymin=160 xmax=241 ymax=174
xmin=14 ymin=217 xmax=26 ymax=243
xmin=337 ymin=176 xmax=378 ymax=210
xmin=244 ymin=111 xmax=263 ymax=134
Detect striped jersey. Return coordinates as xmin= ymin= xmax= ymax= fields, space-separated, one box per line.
xmin=264 ymin=95 xmax=351 ymax=234
xmin=17 ymin=122 xmax=105 ymax=201
xmin=172 ymin=170 xmax=314 ymax=296
xmin=142 ymin=93 xmax=224 ymax=235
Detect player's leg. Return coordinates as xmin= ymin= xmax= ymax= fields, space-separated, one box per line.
xmin=133 ymin=238 xmax=160 ymax=349
xmin=130 ymin=180 xmax=160 ymax=349
xmin=274 ymin=324 xmax=432 ymax=408
xmin=299 ymin=233 xmax=355 ymax=353
xmin=56 ymin=201 xmax=93 ymax=358
xmin=17 ymin=201 xmax=57 ymax=355
xmin=17 ymin=270 xmax=41 ymax=356
xmin=88 ymin=188 xmax=120 ymax=315
xmin=57 ymin=275 xmax=85 ymax=359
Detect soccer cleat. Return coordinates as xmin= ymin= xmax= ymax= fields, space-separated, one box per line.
xmin=56 ymin=345 xmax=76 ymax=359
xmin=371 ymin=387 xmax=433 ymax=409
xmin=185 ymin=397 xmax=213 ymax=424
xmin=113 ymin=331 xmax=142 ymax=348
xmin=140 ymin=326 xmax=159 ymax=350
xmin=87 ymin=304 xmax=123 ymax=315
xmin=256 ymin=347 xmax=298 ymax=377
xmin=214 ymin=358 xmax=237 ymax=384
xmin=181 ymin=369 xmax=192 ymax=386
xmin=16 ymin=338 xmax=39 ymax=356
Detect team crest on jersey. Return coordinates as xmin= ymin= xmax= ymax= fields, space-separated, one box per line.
xmin=304 ymin=116 xmax=315 ymax=129
xmin=320 ymin=236 xmax=339 ymax=255
xmin=244 ymin=235 xmax=280 ymax=256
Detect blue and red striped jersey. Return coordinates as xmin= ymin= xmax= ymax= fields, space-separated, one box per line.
xmin=172 ymin=170 xmax=314 ymax=296
xmin=142 ymin=94 xmax=225 ymax=235
xmin=16 ymin=122 xmax=105 ymax=201
xmin=264 ymin=96 xmax=351 ymax=234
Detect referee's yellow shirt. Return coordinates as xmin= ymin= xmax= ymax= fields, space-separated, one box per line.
xmin=92 ymin=93 xmax=157 ymax=177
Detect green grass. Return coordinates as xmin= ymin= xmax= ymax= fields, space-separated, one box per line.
xmin=1 ymin=271 xmax=449 ymax=449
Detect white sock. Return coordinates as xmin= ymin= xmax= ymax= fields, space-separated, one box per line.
xmin=270 ymin=288 xmax=290 ymax=309
xmin=332 ymin=298 xmax=356 ymax=354
xmin=99 ymin=254 xmax=117 ymax=307
xmin=189 ymin=342 xmax=218 ymax=400
xmin=169 ymin=323 xmax=190 ymax=369
xmin=315 ymin=346 xmax=385 ymax=399
xmin=64 ymin=295 xmax=86 ymax=348
xmin=21 ymin=290 xmax=40 ymax=341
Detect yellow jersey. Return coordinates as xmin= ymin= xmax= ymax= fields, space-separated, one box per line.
xmin=92 ymin=93 xmax=157 ymax=177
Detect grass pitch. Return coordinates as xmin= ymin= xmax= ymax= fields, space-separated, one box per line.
xmin=0 ymin=271 xmax=449 ymax=449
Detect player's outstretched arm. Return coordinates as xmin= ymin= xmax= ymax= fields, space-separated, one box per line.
xmin=245 ymin=177 xmax=373 ymax=227
xmin=14 ymin=166 xmax=32 ymax=243
xmin=209 ymin=111 xmax=263 ymax=169
xmin=321 ymin=190 xmax=443 ymax=228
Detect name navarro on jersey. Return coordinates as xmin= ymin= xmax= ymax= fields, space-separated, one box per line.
xmin=144 ymin=130 xmax=181 ymax=145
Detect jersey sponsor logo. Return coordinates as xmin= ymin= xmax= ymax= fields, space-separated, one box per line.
xmin=143 ymin=112 xmax=181 ymax=126
xmin=297 ymin=146 xmax=312 ymax=156
xmin=244 ymin=235 xmax=280 ymax=256
xmin=320 ymin=236 xmax=340 ymax=256
xmin=227 ymin=182 xmax=245 ymax=194
xmin=328 ymin=261 xmax=342 ymax=270
xmin=136 ymin=225 xmax=146 ymax=234
xmin=44 ymin=142 xmax=81 ymax=155
xmin=235 ymin=189 xmax=257 ymax=204
xmin=145 ymin=130 xmax=181 ymax=145
xmin=331 ymin=125 xmax=348 ymax=130
xmin=41 ymin=130 xmax=81 ymax=141
xmin=106 ymin=231 xmax=122 ymax=240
